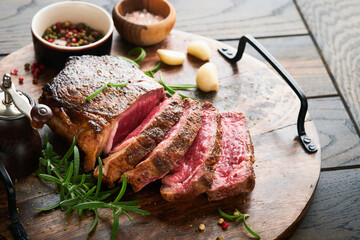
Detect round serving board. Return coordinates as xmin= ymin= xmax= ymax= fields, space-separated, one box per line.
xmin=0 ymin=30 xmax=321 ymax=240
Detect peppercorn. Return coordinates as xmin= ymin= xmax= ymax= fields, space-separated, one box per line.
xmin=218 ymin=218 xmax=224 ymax=225
xmin=42 ymin=21 xmax=103 ymax=47
xmin=24 ymin=63 xmax=30 ymax=71
xmin=18 ymin=77 xmax=24 ymax=84
xmin=32 ymin=78 xmax=38 ymax=84
xmin=198 ymin=223 xmax=205 ymax=232
xmin=10 ymin=69 xmax=18 ymax=75
xmin=216 ymin=237 xmax=224 ymax=240
xmin=221 ymin=222 xmax=228 ymax=230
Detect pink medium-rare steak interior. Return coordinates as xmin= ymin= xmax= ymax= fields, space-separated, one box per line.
xmin=95 ymin=93 xmax=184 ymax=187
xmin=207 ymin=112 xmax=255 ymax=201
xmin=161 ymin=103 xmax=222 ymax=201
xmin=105 ymin=89 xmax=165 ymax=153
xmin=112 ymin=94 xmax=180 ymax=153
xmin=126 ymin=98 xmax=203 ymax=192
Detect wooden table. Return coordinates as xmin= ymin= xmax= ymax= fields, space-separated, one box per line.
xmin=0 ymin=0 xmax=359 ymax=239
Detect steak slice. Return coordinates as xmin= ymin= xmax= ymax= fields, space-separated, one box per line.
xmin=39 ymin=55 xmax=165 ymax=172
xmin=126 ymin=98 xmax=203 ymax=192
xmin=94 ymin=93 xmax=184 ymax=187
xmin=207 ymin=112 xmax=255 ymax=201
xmin=160 ymin=103 xmax=222 ymax=202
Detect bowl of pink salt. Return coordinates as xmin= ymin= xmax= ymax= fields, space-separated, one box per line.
xmin=112 ymin=0 xmax=176 ymax=46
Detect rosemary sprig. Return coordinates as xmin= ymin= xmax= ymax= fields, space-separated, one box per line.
xmin=218 ymin=208 xmax=260 ymax=239
xmin=158 ymin=72 xmax=193 ymax=99
xmin=127 ymin=47 xmax=146 ymax=63
xmin=144 ymin=62 xmax=162 ymax=77
xmin=114 ymin=55 xmax=140 ymax=68
xmin=35 ymin=137 xmax=150 ymax=239
xmin=86 ymin=81 xmax=128 ymax=101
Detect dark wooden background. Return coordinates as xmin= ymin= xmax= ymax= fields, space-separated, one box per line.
xmin=0 ymin=0 xmax=359 ymax=239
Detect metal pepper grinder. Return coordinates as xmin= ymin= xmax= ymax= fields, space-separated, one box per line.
xmin=0 ymin=73 xmax=52 ymax=240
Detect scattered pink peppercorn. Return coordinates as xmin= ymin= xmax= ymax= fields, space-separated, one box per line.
xmin=72 ymin=29 xmax=78 ymax=34
xmin=18 ymin=77 xmax=24 ymax=84
xmin=48 ymin=39 xmax=54 ymax=43
xmin=55 ymin=22 xmax=61 ymax=29
xmin=221 ymin=222 xmax=228 ymax=230
xmin=71 ymin=38 xmax=77 ymax=43
xmin=10 ymin=69 xmax=18 ymax=75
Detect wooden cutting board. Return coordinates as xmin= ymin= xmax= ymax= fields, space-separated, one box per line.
xmin=0 ymin=30 xmax=321 ymax=240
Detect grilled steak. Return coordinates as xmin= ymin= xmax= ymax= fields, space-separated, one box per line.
xmin=94 ymin=93 xmax=184 ymax=187
xmin=207 ymin=112 xmax=255 ymax=201
xmin=39 ymin=55 xmax=165 ymax=172
xmin=126 ymin=98 xmax=203 ymax=192
xmin=161 ymin=103 xmax=222 ymax=202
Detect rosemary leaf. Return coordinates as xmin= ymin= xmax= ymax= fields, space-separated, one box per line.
xmin=243 ymin=217 xmax=261 ymax=239
xmin=158 ymin=72 xmax=193 ymax=99
xmin=60 ymin=198 xmax=80 ymax=207
xmin=85 ymin=82 xmax=107 ymax=101
xmin=144 ymin=62 xmax=162 ymax=77
xmin=112 ymin=55 xmax=140 ymax=67
xmin=127 ymin=47 xmax=146 ymax=63
xmin=95 ymin=157 xmax=103 ymax=199
xmin=88 ymin=209 xmax=99 ymax=235
xmin=113 ymin=174 xmax=127 ymax=203
xmin=122 ymin=210 xmax=133 ymax=221
xmin=107 ymin=82 xmax=128 ymax=87
xmin=111 ymin=209 xmax=120 ymax=240
xmin=35 ymin=201 xmax=60 ymax=211
xmin=168 ymin=84 xmax=197 ymax=90
xmin=38 ymin=174 xmax=62 ymax=185
xmin=72 ymin=201 xmax=107 ymax=210
xmin=73 ymin=146 xmax=80 ymax=178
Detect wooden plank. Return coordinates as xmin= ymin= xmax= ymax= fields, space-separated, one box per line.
xmin=170 ymin=0 xmax=308 ymax=39
xmin=0 ymin=30 xmax=321 ymax=239
xmin=0 ymin=0 xmax=308 ymax=54
xmin=224 ymin=36 xmax=337 ymax=98
xmin=296 ymin=0 xmax=360 ymax=131
xmin=308 ymin=97 xmax=360 ymax=168
xmin=290 ymin=168 xmax=360 ymax=240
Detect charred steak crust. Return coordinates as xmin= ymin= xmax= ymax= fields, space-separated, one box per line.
xmin=94 ymin=93 xmax=184 ymax=187
xmin=126 ymin=98 xmax=203 ymax=192
xmin=40 ymin=55 xmax=165 ymax=172
xmin=207 ymin=112 xmax=255 ymax=201
xmin=160 ymin=102 xmax=222 ymax=202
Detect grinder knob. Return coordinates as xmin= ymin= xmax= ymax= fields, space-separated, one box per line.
xmin=30 ymin=104 xmax=52 ymax=129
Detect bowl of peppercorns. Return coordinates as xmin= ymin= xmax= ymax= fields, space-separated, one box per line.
xmin=31 ymin=1 xmax=114 ymax=69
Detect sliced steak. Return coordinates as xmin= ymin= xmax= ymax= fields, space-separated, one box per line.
xmin=207 ymin=112 xmax=255 ymax=201
xmin=39 ymin=55 xmax=165 ymax=172
xmin=126 ymin=98 xmax=203 ymax=192
xmin=160 ymin=103 xmax=222 ymax=202
xmin=94 ymin=93 xmax=184 ymax=187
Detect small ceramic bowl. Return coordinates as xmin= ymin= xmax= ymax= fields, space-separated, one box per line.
xmin=112 ymin=0 xmax=176 ymax=46
xmin=31 ymin=1 xmax=114 ymax=70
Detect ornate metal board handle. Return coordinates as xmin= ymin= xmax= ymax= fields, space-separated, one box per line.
xmin=218 ymin=34 xmax=317 ymax=153
xmin=0 ymin=160 xmax=30 ymax=240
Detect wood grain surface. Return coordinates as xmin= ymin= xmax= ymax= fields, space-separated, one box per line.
xmin=224 ymin=36 xmax=337 ymax=98
xmin=308 ymin=97 xmax=360 ymax=168
xmin=0 ymin=0 xmax=308 ymax=54
xmin=291 ymin=168 xmax=360 ymax=239
xmin=296 ymin=0 xmax=360 ymax=132
xmin=0 ymin=30 xmax=321 ymax=240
